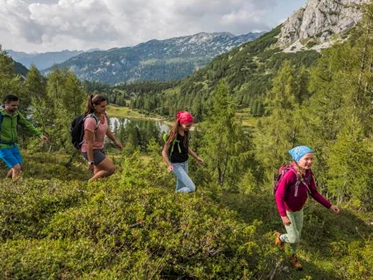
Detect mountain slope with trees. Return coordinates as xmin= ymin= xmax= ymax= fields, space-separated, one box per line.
xmin=43 ymin=32 xmax=264 ymax=84
xmin=1 ymin=31 xmax=373 ymax=277
xmin=0 ymin=0 xmax=372 ymax=278
xmin=128 ymin=26 xmax=321 ymax=119
xmin=127 ymin=0 xmax=369 ymax=119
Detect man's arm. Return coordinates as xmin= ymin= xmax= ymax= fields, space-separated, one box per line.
xmin=17 ymin=112 xmax=42 ymax=136
xmin=17 ymin=112 xmax=48 ymax=142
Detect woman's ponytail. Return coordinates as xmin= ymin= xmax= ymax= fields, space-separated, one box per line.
xmin=84 ymin=94 xmax=106 ymax=116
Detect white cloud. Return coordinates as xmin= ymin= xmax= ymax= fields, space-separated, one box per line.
xmin=0 ymin=0 xmax=303 ymax=52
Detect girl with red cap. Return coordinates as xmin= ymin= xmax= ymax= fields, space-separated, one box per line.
xmin=162 ymin=111 xmax=204 ymax=193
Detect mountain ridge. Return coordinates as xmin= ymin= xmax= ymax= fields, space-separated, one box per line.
xmin=7 ymin=49 xmax=85 ymax=71
xmin=42 ymin=31 xmax=265 ymax=84
xmin=125 ymin=0 xmax=370 ymax=118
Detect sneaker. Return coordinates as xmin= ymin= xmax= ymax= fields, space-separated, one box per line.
xmin=289 ymin=254 xmax=303 ymax=271
xmin=275 ymin=231 xmax=285 ymax=252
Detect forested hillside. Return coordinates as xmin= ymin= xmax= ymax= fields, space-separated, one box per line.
xmin=0 ymin=2 xmax=372 ymax=279
xmin=122 ymin=1 xmax=370 ymax=119
xmin=43 ymin=32 xmax=263 ymax=85
xmin=124 ymin=26 xmax=322 ymax=119
xmin=13 ymin=60 xmax=28 ymax=78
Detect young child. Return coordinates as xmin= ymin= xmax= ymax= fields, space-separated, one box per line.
xmin=275 ymin=145 xmax=340 ymax=270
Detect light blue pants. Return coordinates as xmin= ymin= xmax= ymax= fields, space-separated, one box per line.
xmin=172 ymin=161 xmax=196 ymax=193
xmin=279 ymin=209 xmax=304 ymax=254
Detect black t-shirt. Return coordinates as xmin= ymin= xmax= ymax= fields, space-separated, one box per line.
xmin=169 ymin=133 xmax=189 ymax=163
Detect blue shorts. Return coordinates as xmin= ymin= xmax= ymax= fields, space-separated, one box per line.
xmin=0 ymin=145 xmax=23 ymax=168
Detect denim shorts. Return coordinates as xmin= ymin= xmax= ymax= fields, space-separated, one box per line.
xmin=0 ymin=145 xmax=23 ymax=168
xmin=82 ymin=149 xmax=106 ymax=165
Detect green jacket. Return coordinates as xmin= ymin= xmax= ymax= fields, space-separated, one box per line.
xmin=0 ymin=107 xmax=42 ymax=149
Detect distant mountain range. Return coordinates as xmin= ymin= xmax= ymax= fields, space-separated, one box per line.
xmin=41 ymin=32 xmax=265 ymax=85
xmin=123 ymin=0 xmax=369 ymax=117
xmin=7 ymin=50 xmax=85 ymax=70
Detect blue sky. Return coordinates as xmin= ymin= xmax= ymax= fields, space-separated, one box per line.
xmin=0 ymin=0 xmax=306 ymax=52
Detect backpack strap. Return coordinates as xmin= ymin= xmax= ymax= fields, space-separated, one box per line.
xmin=283 ymin=167 xmax=304 ymax=197
xmin=169 ymin=137 xmax=181 ymax=158
xmin=85 ymin=114 xmax=100 ymax=130
xmin=81 ymin=114 xmax=100 ymax=144
xmin=294 ymin=170 xmax=312 ymax=197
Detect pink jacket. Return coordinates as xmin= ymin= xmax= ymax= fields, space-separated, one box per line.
xmin=275 ymin=164 xmax=332 ymax=217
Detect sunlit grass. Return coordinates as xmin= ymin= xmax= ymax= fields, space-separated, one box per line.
xmin=236 ymin=108 xmax=257 ymax=127
xmin=106 ymin=105 xmax=165 ymax=121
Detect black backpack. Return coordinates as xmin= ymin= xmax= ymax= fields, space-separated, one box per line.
xmin=70 ymin=114 xmax=99 ymax=149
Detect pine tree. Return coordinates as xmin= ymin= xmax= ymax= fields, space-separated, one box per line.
xmin=0 ymin=46 xmax=23 ymax=103
xmin=326 ymin=118 xmax=372 ymax=206
xmin=25 ymin=65 xmax=47 ymax=102
xmin=348 ymin=3 xmax=373 ymax=136
xmin=200 ymin=81 xmax=254 ymax=190
xmin=256 ymin=60 xmax=305 ymax=178
xmin=41 ymin=67 xmax=87 ymax=151
xmin=300 ymin=44 xmax=352 ymax=190
xmin=24 ymin=65 xmax=48 ymax=140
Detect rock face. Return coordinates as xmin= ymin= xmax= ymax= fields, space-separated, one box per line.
xmin=278 ymin=0 xmax=370 ymax=50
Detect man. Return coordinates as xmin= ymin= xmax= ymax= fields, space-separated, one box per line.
xmin=0 ymin=95 xmax=48 ymax=180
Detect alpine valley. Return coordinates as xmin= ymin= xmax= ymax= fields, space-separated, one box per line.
xmin=125 ymin=0 xmax=371 ymax=118
xmin=0 ymin=0 xmax=372 ymax=278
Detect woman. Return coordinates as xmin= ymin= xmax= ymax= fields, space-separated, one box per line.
xmin=162 ymin=111 xmax=204 ymax=193
xmin=81 ymin=94 xmax=123 ymax=182
xmin=275 ymin=145 xmax=340 ymax=271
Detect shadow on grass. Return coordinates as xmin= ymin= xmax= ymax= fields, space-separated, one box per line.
xmin=0 ymin=151 xmax=123 ymax=182
xmin=271 ymin=256 xmax=340 ymax=280
xmin=220 ymin=191 xmax=373 ymax=280
xmin=0 ymin=154 xmax=87 ymax=181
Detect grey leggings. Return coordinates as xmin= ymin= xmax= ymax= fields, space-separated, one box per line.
xmin=279 ymin=209 xmax=304 ymax=254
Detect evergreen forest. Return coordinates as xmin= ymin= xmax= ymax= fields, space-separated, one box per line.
xmin=0 ymin=4 xmax=373 ymax=280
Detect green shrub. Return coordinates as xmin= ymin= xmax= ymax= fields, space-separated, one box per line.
xmin=0 ymin=179 xmax=85 ymax=241
xmin=42 ymin=180 xmax=277 ymax=278
xmin=0 ymin=152 xmax=372 ymax=279
xmin=0 ymin=239 xmax=104 ymax=279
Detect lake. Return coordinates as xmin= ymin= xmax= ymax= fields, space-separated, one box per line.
xmin=110 ymin=117 xmax=170 ymax=133
xmin=108 ymin=117 xmax=170 ymax=150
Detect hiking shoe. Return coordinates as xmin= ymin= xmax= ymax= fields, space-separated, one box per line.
xmin=289 ymin=254 xmax=303 ymax=271
xmin=275 ymin=231 xmax=285 ymax=252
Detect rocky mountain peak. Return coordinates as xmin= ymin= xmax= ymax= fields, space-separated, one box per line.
xmin=278 ymin=0 xmax=370 ymax=52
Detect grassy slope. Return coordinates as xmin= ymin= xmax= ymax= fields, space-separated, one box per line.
xmin=0 ymin=151 xmax=372 ymax=279
xmin=106 ymin=104 xmax=165 ymax=121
